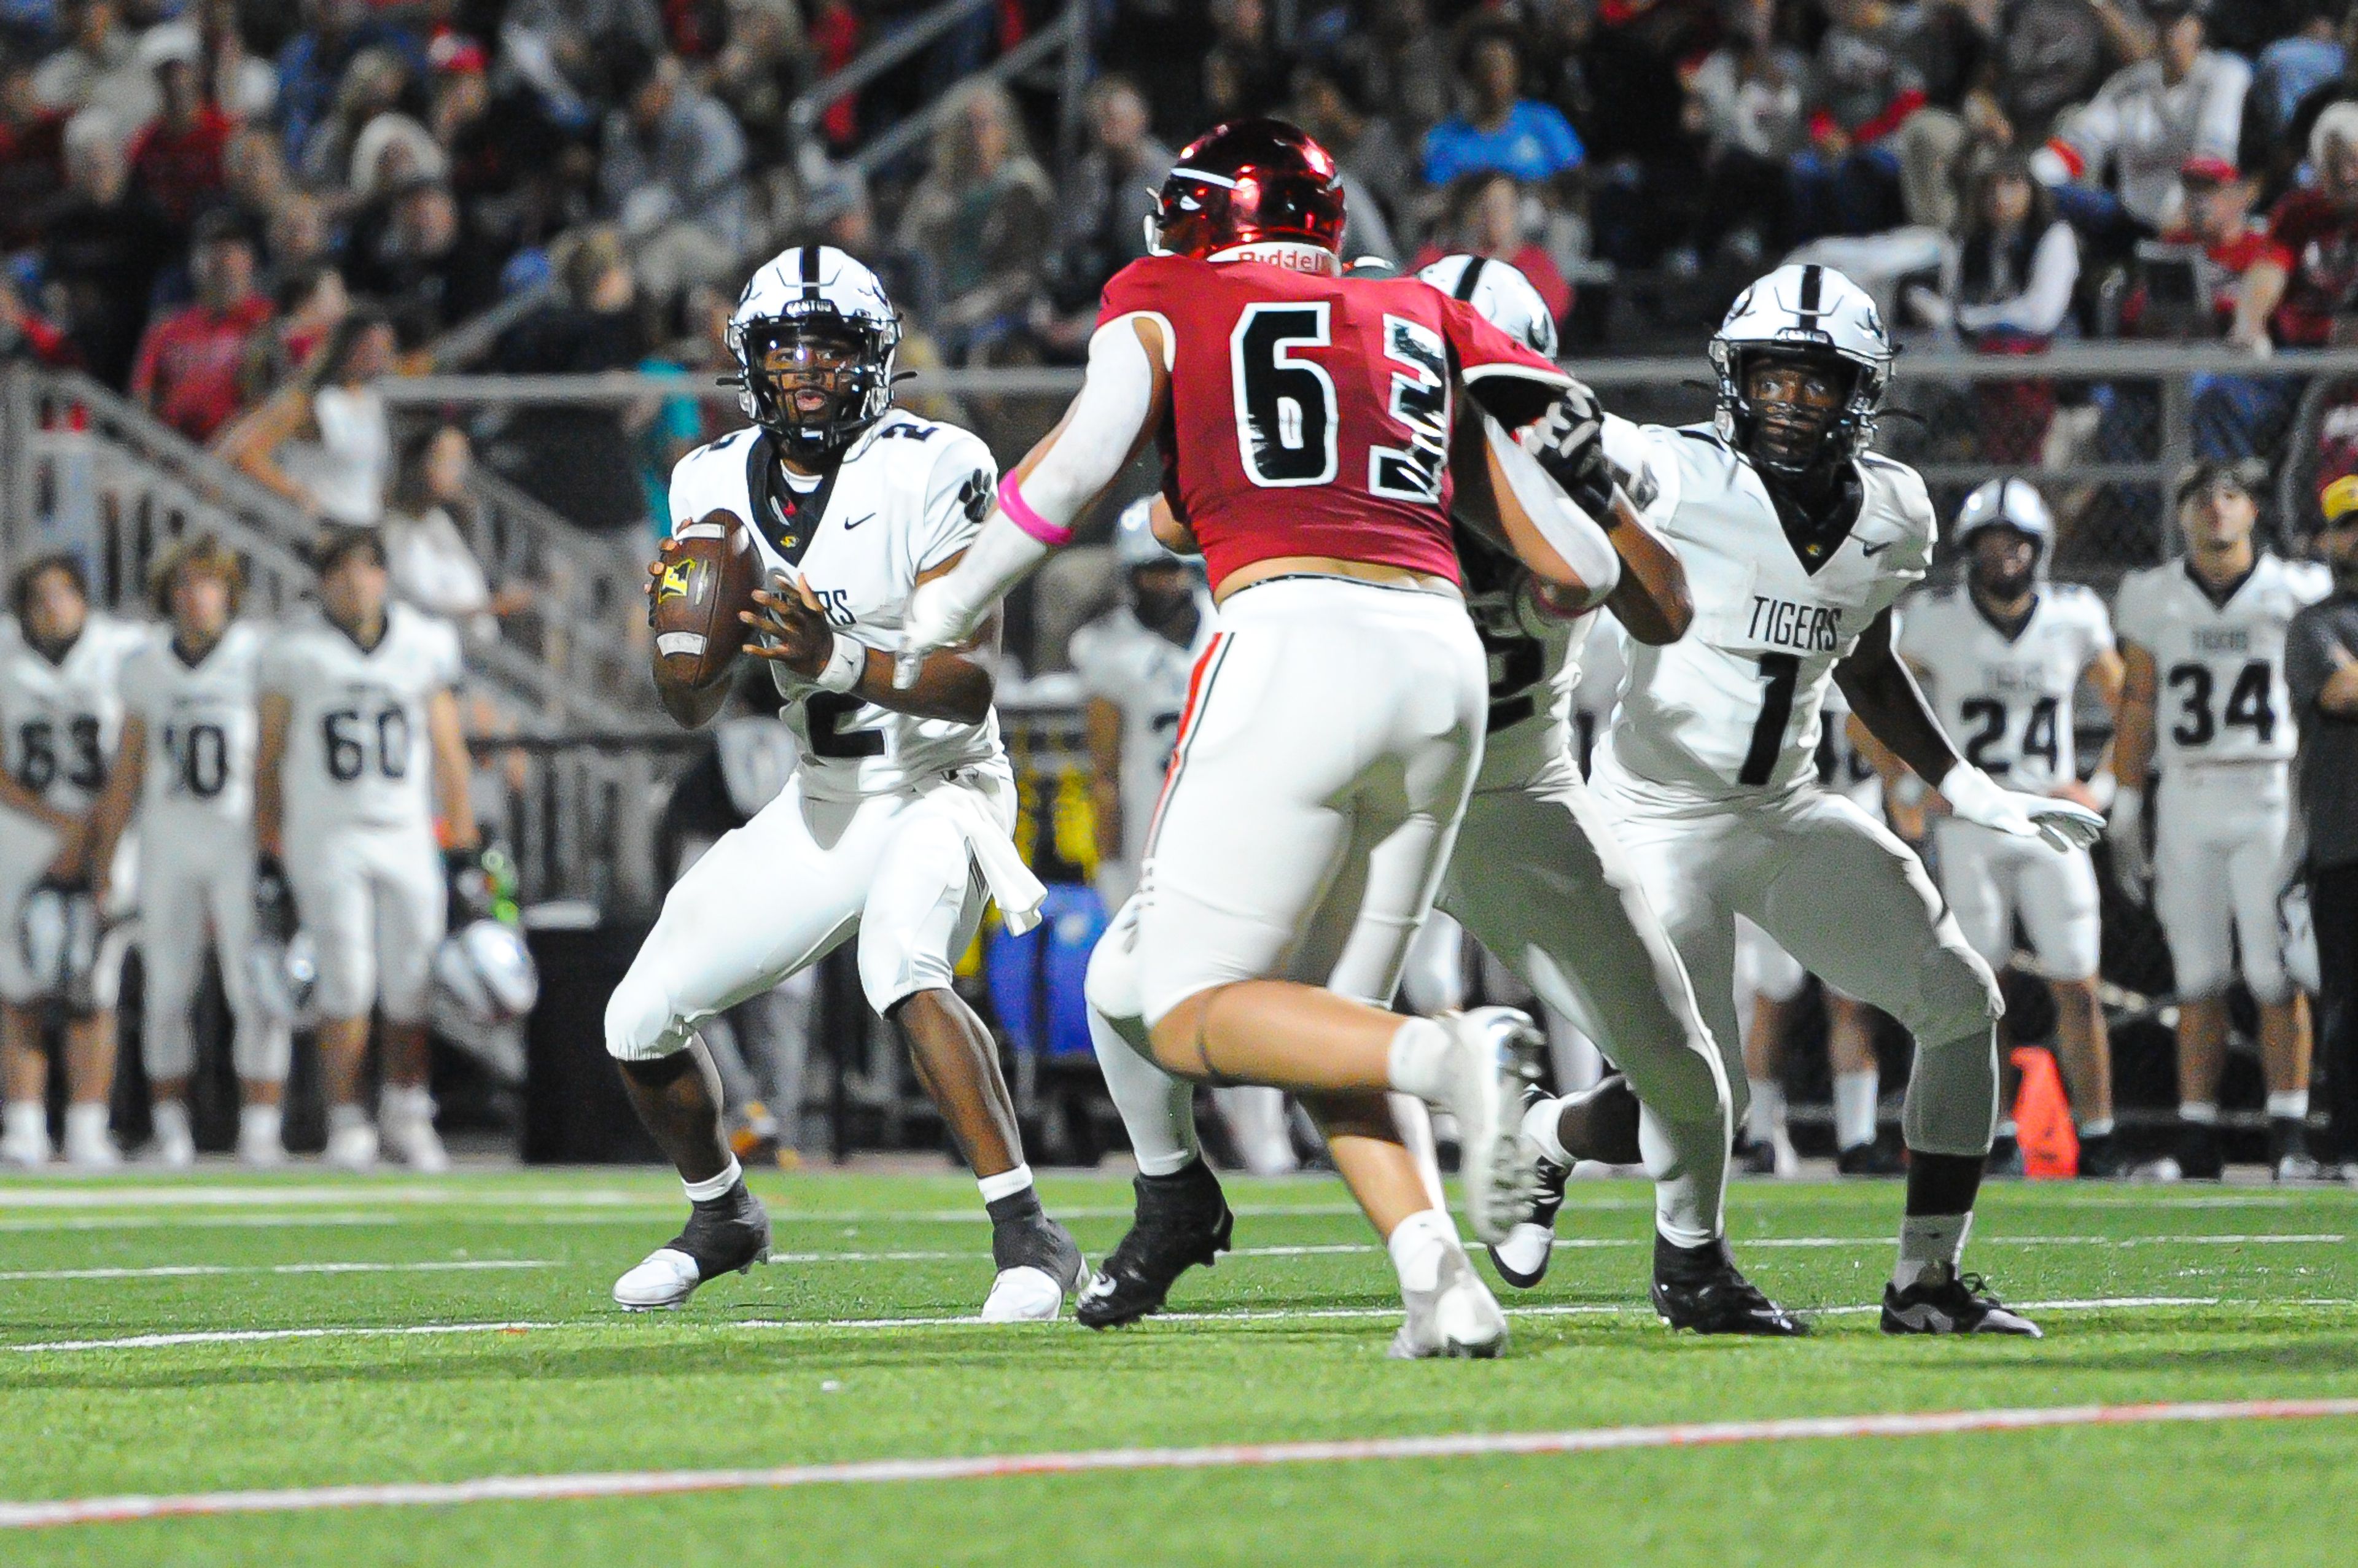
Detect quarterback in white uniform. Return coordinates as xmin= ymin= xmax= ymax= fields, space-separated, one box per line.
xmin=0 ymin=556 xmax=144 ymax=1168
xmin=1899 ymin=479 xmax=2127 ymax=1178
xmin=609 ymin=246 xmax=1086 ymax=1321
xmin=1073 ymin=500 xmax=1296 ymax=1179
xmin=255 ymin=527 xmax=478 ymax=1172
xmin=81 ymin=536 xmax=287 ymax=1167
xmin=1581 ymin=265 xmax=2103 ymax=1336
xmin=2111 ymin=461 xmax=2332 ymax=1181
xmin=1074 ymin=254 xmax=1795 ymax=1341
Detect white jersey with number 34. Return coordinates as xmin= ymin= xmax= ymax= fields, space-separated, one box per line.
xmin=2112 ymin=554 xmax=2330 ymax=770
xmin=1897 ymin=584 xmax=2112 ymax=796
xmin=1605 ymin=425 xmax=1934 ymax=795
xmin=260 ymin=605 xmax=461 ymax=839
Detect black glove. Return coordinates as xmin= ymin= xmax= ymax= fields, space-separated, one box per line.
xmin=253 ymin=853 xmax=297 ymax=943
xmin=1525 ymin=381 xmax=1615 ymax=517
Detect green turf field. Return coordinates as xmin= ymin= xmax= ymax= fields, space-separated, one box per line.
xmin=1 ymin=1166 xmax=2354 ymax=1566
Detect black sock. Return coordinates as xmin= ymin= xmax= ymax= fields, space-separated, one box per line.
xmin=1653 ymin=1230 xmax=1730 ymax=1281
xmin=1554 ymin=1074 xmax=1643 ymax=1165
xmin=986 ymin=1186 xmax=1046 ymax=1228
xmin=1905 ymin=1151 xmax=1983 ymax=1218
xmin=691 ymin=1178 xmax=749 ymax=1217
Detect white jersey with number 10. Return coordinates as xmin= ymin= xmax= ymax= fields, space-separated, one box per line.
xmin=119 ymin=622 xmax=265 ymax=834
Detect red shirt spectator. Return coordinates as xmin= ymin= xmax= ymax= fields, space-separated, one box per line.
xmin=128 ymin=102 xmax=235 ymax=230
xmin=129 ymin=212 xmax=272 ymax=442
xmin=133 ymin=294 xmax=273 ymax=441
xmin=2259 ymin=185 xmax=2358 ymax=346
xmin=0 ymin=66 xmax=66 ymax=249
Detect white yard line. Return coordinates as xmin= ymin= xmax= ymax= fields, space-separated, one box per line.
xmin=0 ymin=1260 xmax=556 ymax=1283
xmin=7 ymin=1397 xmax=2356 ymax=1529
xmin=10 ymin=1292 xmax=2324 ymax=1355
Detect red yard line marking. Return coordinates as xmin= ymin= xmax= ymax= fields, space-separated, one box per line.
xmin=7 ymin=1399 xmax=2356 ymax=1529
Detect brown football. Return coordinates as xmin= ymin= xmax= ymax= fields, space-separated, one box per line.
xmin=650 ymin=510 xmax=761 ymax=691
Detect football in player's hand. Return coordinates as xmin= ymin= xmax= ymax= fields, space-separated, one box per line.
xmin=649 ymin=511 xmax=760 ymax=691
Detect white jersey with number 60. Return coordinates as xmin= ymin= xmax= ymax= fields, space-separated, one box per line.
xmin=119 ymin=622 xmax=265 ymax=836
xmin=2112 ymin=554 xmax=2330 ymax=770
xmin=260 ymin=605 xmax=461 ymax=839
xmin=1605 ymin=425 xmax=1934 ymax=795
xmin=1896 ymin=583 xmax=2112 ymax=796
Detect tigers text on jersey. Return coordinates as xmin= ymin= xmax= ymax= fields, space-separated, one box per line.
xmin=668 ymin=408 xmax=1004 ymax=799
xmin=1095 ymin=254 xmax=1569 ymax=588
xmin=0 ymin=613 xmax=145 ymax=827
xmin=1606 ymin=426 xmax=1934 ymax=794
xmin=1068 ymin=592 xmax=1215 ymax=867
xmin=2114 ymin=554 xmax=2332 ymax=769
xmin=259 ymin=604 xmax=462 ymax=837
xmin=1897 ymin=583 xmax=2113 ymax=795
xmin=119 ymin=622 xmax=265 ymax=833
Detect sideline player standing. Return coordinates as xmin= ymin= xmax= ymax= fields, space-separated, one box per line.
xmin=2111 ymin=462 xmax=2331 ymax=1181
xmin=1564 ymin=265 xmax=2103 ymax=1335
xmin=80 ymin=536 xmax=287 ymax=1166
xmin=255 ymin=527 xmax=478 ymax=1172
xmin=900 ymin=118 xmax=1645 ymax=1359
xmin=1072 ymin=500 xmax=1296 ymax=1178
xmin=0 ymin=557 xmax=144 ymax=1168
xmin=1898 ymin=479 xmax=2127 ymax=1178
xmin=608 ymin=246 xmax=1089 ymax=1320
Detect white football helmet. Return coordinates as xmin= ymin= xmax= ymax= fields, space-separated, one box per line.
xmin=1710 ymin=262 xmax=1892 ymax=476
xmin=1956 ymin=477 xmax=2054 ymax=559
xmin=728 ymin=244 xmax=901 ymax=459
xmin=429 ymin=919 xmax=539 ymax=1083
xmin=1417 ymin=254 xmax=1559 ymax=359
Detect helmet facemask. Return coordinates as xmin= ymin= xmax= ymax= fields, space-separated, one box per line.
xmin=732 ymin=309 xmax=898 ymax=461
xmin=1714 ymin=344 xmax=1878 ymax=481
xmin=1966 ymin=522 xmax=2042 ymax=601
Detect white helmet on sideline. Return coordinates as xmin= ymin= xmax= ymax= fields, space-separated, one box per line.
xmin=1956 ymin=477 xmax=2054 ymax=556
xmin=1418 ymin=254 xmax=1558 ymax=359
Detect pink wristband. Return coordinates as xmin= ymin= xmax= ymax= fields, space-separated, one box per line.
xmin=998 ymin=473 xmax=1073 ymax=547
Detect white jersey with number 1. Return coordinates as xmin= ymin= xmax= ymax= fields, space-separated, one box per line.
xmin=259 ymin=604 xmax=461 ymax=841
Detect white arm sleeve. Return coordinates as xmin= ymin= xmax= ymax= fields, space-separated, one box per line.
xmin=1484 ymin=414 xmax=1619 ymax=611
xmin=1014 ymin=313 xmax=1162 ymax=532
xmin=1955 ymin=223 xmax=2080 ymax=337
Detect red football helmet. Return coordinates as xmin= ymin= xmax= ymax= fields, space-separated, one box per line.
xmin=1149 ymin=118 xmax=1347 ymax=263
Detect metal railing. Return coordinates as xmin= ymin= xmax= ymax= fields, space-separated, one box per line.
xmin=0 ymin=366 xmax=634 ymax=728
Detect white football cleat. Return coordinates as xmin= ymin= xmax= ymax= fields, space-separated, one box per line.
xmin=149 ymin=1124 xmax=197 ymax=1170
xmin=237 ymin=1128 xmax=288 ymax=1169
xmin=1390 ymin=1241 xmax=1509 ymax=1359
xmin=980 ymin=1265 xmax=1072 ymax=1322
xmin=64 ymin=1124 xmax=120 ymax=1170
xmin=2 ymin=1122 xmax=52 ymax=1169
xmin=1434 ymin=1007 xmax=1546 ymax=1246
xmin=613 ymin=1248 xmax=707 ymax=1311
xmin=383 ymin=1112 xmax=449 ymax=1173
xmin=325 ymin=1121 xmax=380 ymax=1172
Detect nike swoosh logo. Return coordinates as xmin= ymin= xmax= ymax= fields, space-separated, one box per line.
xmin=844 ymin=513 xmax=874 ymax=530
xmin=1860 ymin=539 xmax=1896 ymax=556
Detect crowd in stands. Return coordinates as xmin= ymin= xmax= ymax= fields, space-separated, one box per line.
xmin=12 ymin=1 xmax=2358 ymax=543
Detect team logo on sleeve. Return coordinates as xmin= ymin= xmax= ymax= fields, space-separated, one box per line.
xmin=959 ymin=471 xmax=992 ymax=521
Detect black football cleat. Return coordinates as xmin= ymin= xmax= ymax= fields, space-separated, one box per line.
xmin=1651 ymin=1235 xmax=1807 ymax=1336
xmin=1485 ymin=1148 xmax=1568 ymax=1289
xmin=1880 ymin=1270 xmax=2041 ymax=1337
xmin=2076 ymin=1130 xmax=2126 ymax=1180
xmin=612 ymin=1181 xmax=772 ymax=1311
xmin=1076 ymin=1159 xmax=1234 ymax=1329
xmin=1835 ymin=1139 xmax=1907 ymax=1178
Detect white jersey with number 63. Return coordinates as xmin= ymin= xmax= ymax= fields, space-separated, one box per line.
xmin=1605 ymin=425 xmax=1935 ymax=795
xmin=260 ymin=604 xmax=461 ymax=839
xmin=2112 ymin=553 xmax=2330 ymax=771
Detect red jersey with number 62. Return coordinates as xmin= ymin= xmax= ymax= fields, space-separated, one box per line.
xmin=1097 ymin=254 xmax=1570 ymax=588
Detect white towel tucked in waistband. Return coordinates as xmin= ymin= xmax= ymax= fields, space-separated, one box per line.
xmin=916 ymin=773 xmax=1046 ymax=936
